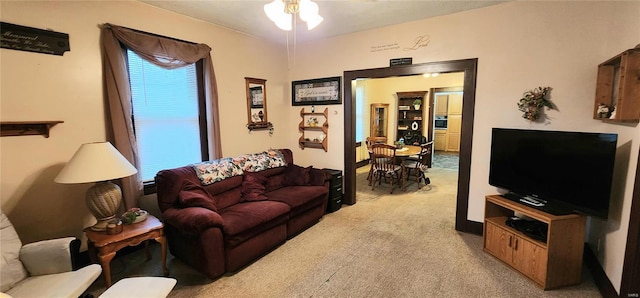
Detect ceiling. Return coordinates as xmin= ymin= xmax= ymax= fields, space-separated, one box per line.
xmin=140 ymin=0 xmax=510 ymax=44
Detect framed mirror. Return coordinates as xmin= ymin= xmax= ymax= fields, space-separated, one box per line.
xmin=245 ymin=77 xmax=272 ymax=131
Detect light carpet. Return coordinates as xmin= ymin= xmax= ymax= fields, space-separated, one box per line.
xmin=87 ymin=167 xmax=601 ymax=298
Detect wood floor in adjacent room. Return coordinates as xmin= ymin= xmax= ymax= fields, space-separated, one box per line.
xmin=87 ymin=167 xmax=602 ymax=297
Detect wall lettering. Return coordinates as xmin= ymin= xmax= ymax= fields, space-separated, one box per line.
xmin=370 ymin=35 xmax=431 ymax=53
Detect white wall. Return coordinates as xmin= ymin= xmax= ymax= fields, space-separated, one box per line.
xmin=0 ymin=0 xmax=288 ymax=246
xmin=288 ymin=1 xmax=640 ymax=293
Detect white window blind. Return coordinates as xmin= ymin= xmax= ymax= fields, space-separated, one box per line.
xmin=127 ymin=50 xmax=203 ymax=182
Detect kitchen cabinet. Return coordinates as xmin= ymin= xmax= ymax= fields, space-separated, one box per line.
xmin=445 ymin=115 xmax=461 ymax=152
xmin=434 ymin=130 xmax=446 ymax=151
xmin=447 ymin=93 xmax=463 ymax=115
xmin=435 ymin=94 xmax=448 ymax=116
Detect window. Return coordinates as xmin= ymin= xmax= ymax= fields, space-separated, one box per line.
xmin=127 ymin=50 xmax=208 ymax=192
xmin=355 ymin=83 xmax=365 ymax=143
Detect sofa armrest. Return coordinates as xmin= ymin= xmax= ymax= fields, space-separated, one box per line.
xmin=162 ymin=207 xmax=224 ymax=235
xmin=20 ymin=237 xmax=76 ymax=276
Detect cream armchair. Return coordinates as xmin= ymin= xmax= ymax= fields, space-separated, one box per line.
xmin=0 ymin=212 xmax=102 ymax=298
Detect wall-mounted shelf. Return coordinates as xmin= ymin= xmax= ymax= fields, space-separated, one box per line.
xmin=299 ymin=108 xmax=328 ymax=151
xmin=593 ymin=47 xmax=640 ymax=122
xmin=1 ymin=121 xmax=63 ymax=138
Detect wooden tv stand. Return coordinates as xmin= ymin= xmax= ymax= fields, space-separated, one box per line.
xmin=483 ymin=195 xmax=586 ymax=290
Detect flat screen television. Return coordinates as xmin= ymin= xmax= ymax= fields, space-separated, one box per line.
xmin=489 ymin=128 xmax=617 ymax=219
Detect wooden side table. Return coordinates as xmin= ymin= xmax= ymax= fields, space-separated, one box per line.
xmin=84 ymin=214 xmax=168 ymax=287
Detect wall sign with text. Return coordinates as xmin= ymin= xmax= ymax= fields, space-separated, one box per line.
xmin=292 ymin=76 xmax=342 ymax=106
xmin=1 ymin=22 xmax=70 ymax=56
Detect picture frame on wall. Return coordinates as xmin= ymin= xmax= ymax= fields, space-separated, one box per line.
xmin=249 ymin=86 xmax=264 ymax=108
xmin=291 ymin=76 xmax=342 ymax=106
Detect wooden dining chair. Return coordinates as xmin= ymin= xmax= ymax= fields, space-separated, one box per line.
xmin=404 ymin=141 xmax=433 ymax=187
xmin=369 ymin=143 xmax=402 ymax=193
xmin=365 ymin=136 xmax=388 ymax=181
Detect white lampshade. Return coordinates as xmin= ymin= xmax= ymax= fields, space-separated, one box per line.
xmin=55 ymin=142 xmax=137 ymax=184
xmin=264 ymin=0 xmax=292 ymax=31
xmin=55 ymin=142 xmax=137 ymax=231
xmin=303 ymin=14 xmax=323 ymax=30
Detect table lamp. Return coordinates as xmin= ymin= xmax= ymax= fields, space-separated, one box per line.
xmin=55 ymin=142 xmax=137 ymax=231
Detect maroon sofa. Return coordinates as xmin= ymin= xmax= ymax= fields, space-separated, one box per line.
xmin=155 ymin=149 xmax=329 ymax=279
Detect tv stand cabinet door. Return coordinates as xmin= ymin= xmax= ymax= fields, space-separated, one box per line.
xmin=511 ymin=236 xmax=548 ymax=286
xmin=484 ymin=221 xmax=513 ymax=263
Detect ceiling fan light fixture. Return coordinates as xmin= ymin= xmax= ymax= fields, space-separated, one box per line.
xmin=264 ymin=0 xmax=322 ymax=31
xmin=264 ymin=0 xmax=292 ymax=31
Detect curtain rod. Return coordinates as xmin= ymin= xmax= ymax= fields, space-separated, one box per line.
xmin=104 ymin=23 xmax=196 ymax=45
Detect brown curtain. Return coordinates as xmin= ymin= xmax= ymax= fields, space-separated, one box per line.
xmin=101 ymin=24 xmax=222 ymax=209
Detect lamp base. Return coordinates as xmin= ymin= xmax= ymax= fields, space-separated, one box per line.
xmin=86 ymin=181 xmax=122 ymax=232
xmin=90 ymin=215 xmax=116 ymax=231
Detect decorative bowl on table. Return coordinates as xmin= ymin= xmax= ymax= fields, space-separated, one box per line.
xmin=121 ymin=208 xmax=148 ymax=224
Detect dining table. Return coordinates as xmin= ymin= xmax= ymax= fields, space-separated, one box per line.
xmin=394 ymin=145 xmax=422 ymax=191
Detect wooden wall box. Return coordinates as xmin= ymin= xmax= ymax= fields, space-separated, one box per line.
xmin=593 ymin=48 xmax=640 ymax=122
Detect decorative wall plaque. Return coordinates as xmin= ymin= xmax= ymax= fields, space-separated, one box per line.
xmin=1 ymin=22 xmax=70 ymax=56
xmin=390 ymin=57 xmax=412 ymax=66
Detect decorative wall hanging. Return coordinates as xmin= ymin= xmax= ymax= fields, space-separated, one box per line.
xmin=292 ymin=76 xmax=341 ymax=106
xmin=517 ymin=86 xmax=556 ymax=122
xmin=390 ymin=57 xmax=412 ymax=66
xmin=1 ymin=22 xmax=70 ymax=56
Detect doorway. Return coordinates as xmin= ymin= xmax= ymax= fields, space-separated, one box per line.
xmin=431 ymin=87 xmax=464 ymax=170
xmin=343 ymin=58 xmax=479 ymax=233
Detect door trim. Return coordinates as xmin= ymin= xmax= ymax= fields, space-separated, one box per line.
xmin=343 ymin=58 xmax=478 ymax=232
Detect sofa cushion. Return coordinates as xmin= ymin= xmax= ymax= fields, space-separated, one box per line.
xmin=178 ymin=181 xmax=218 ymax=212
xmin=283 ymin=165 xmax=311 ymax=186
xmin=218 ymin=201 xmax=290 ymax=247
xmin=241 ymin=172 xmax=268 ymax=201
xmin=266 ymin=185 xmax=328 ymax=211
xmin=204 ymin=176 xmax=243 ymax=210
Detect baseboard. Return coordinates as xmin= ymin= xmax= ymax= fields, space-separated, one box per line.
xmin=466 ymin=220 xmax=483 ymax=235
xmin=356 ymin=159 xmax=369 ymax=168
xmin=583 ymin=244 xmax=618 ymax=298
